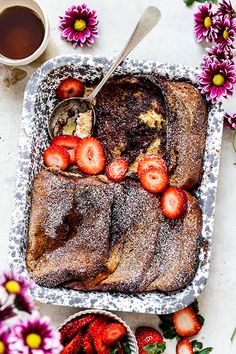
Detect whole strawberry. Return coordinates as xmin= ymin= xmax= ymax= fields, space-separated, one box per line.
xmin=135 ymin=326 xmax=166 ymax=354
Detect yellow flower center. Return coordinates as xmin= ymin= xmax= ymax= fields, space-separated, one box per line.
xmin=74 ymin=19 xmax=86 ymax=32
xmin=5 ymin=280 xmax=21 ymax=294
xmin=223 ymin=29 xmax=229 ymax=39
xmin=213 ymin=74 xmax=225 ymax=86
xmin=26 ymin=333 xmax=42 ymax=349
xmin=204 ymin=16 xmax=212 ymax=29
xmin=0 ymin=341 xmax=5 ymax=354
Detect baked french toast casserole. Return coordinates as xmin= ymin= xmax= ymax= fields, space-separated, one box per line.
xmin=26 ymin=75 xmax=207 ymax=293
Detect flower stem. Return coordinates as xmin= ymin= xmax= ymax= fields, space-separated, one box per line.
xmin=233 ymin=131 xmax=236 ymax=153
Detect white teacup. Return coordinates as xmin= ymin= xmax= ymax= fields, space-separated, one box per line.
xmin=0 ymin=0 xmax=50 ymax=66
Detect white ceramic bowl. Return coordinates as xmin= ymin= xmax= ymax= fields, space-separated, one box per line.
xmin=58 ymin=309 xmax=138 ymax=353
xmin=0 ymin=0 xmax=50 ymax=66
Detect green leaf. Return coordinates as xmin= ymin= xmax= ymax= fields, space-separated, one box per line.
xmin=196 ymin=0 xmax=218 ymax=3
xmin=110 ymin=348 xmax=118 ymax=354
xmin=184 ymin=0 xmax=195 ymax=6
xmin=231 ymin=327 xmax=236 ymax=341
xmin=191 ymin=340 xmax=203 ymax=350
xmin=159 ymin=314 xmax=173 ymax=325
xmin=122 ymin=342 xmax=132 ymax=354
xmin=162 ymin=328 xmax=177 ymax=339
xmin=191 ymin=300 xmax=199 ymax=313
xmin=144 ymin=342 xmax=166 ymax=354
xmin=198 ymin=314 xmax=205 ymax=325
xmin=197 ymin=347 xmax=214 ymax=354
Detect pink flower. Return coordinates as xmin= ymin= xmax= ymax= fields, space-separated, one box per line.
xmin=214 ymin=15 xmax=236 ymax=49
xmin=224 ymin=113 xmax=236 ymax=128
xmin=197 ymin=57 xmax=236 ymax=102
xmin=194 ymin=3 xmax=218 ymax=42
xmin=206 ymin=45 xmax=233 ymax=61
xmin=216 ymin=0 xmax=236 ymax=18
xmin=0 ymin=270 xmax=31 ymax=296
xmin=11 ymin=311 xmax=62 ymax=354
xmin=59 ymin=3 xmax=98 ymax=48
xmin=0 ymin=326 xmax=12 ymax=354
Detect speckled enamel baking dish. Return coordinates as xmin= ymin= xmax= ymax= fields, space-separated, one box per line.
xmin=9 ymin=54 xmax=224 ymax=314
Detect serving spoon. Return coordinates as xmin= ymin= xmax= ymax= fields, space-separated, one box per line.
xmin=48 ymin=6 xmax=161 ymax=138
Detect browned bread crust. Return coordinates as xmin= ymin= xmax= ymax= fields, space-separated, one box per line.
xmin=150 ymin=77 xmax=208 ymax=190
xmin=27 ymin=170 xmax=202 ymax=293
xmin=94 ymin=75 xmax=208 ymax=190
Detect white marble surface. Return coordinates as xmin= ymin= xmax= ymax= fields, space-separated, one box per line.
xmin=0 ymin=0 xmax=236 ymax=353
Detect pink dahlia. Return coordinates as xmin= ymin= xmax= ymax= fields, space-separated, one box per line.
xmin=0 ymin=326 xmax=12 ymax=354
xmin=0 ymin=270 xmax=31 ymax=296
xmin=215 ymin=15 xmax=236 ymax=49
xmin=59 ymin=3 xmax=98 ymax=48
xmin=197 ymin=57 xmax=236 ymax=102
xmin=11 ymin=311 xmax=61 ymax=354
xmin=216 ymin=0 xmax=236 ymax=18
xmin=224 ymin=112 xmax=236 ymax=128
xmin=0 ymin=304 xmax=15 ymax=322
xmin=194 ymin=3 xmax=218 ymax=42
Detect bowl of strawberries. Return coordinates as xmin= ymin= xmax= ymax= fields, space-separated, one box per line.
xmin=59 ymin=309 xmax=138 ymax=353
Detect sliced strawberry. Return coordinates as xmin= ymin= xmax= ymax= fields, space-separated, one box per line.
xmin=51 ymin=135 xmax=81 ymax=150
xmin=75 ymin=137 xmax=106 ymax=175
xmin=43 ymin=145 xmax=69 ymax=170
xmin=93 ymin=322 xmax=110 ymax=354
xmin=176 ymin=338 xmax=194 ymax=354
xmin=87 ymin=316 xmax=108 ymax=341
xmin=60 ymin=315 xmax=95 ymax=344
xmin=105 ymin=159 xmax=128 ymax=182
xmin=161 ymin=186 xmax=187 ymax=219
xmin=172 ymin=306 xmax=202 ymax=337
xmin=102 ymin=323 xmax=127 ymax=346
xmin=83 ymin=333 xmax=95 ymax=354
xmin=135 ymin=326 xmax=165 ymax=354
xmin=56 ymin=77 xmax=85 ymax=100
xmin=140 ymin=167 xmax=168 ymax=193
xmin=68 ymin=149 xmax=76 ymax=165
xmin=138 ymin=156 xmax=167 ymax=179
xmin=61 ymin=329 xmax=82 ymax=354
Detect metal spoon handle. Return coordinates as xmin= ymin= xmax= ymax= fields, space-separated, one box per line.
xmin=87 ymin=6 xmax=161 ymax=102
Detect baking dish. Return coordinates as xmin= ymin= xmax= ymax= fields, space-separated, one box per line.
xmin=9 ymin=54 xmax=224 ymax=314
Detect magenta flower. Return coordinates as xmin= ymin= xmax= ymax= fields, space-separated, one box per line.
xmin=0 ymin=304 xmax=16 ymax=322
xmin=0 ymin=270 xmax=31 ymax=296
xmin=215 ymin=15 xmax=236 ymax=49
xmin=14 ymin=293 xmax=34 ymax=314
xmin=216 ymin=0 xmax=236 ymax=18
xmin=197 ymin=57 xmax=236 ymax=102
xmin=194 ymin=3 xmax=218 ymax=42
xmin=0 ymin=326 xmax=12 ymax=354
xmin=224 ymin=113 xmax=236 ymax=128
xmin=206 ymin=45 xmax=233 ymax=61
xmin=59 ymin=3 xmax=98 ymax=48
xmin=11 ymin=311 xmax=61 ymax=354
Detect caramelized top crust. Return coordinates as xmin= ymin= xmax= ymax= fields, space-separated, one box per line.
xmin=94 ymin=76 xmax=166 ymax=164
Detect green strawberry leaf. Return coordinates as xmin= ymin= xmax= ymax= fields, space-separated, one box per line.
xmin=122 ymin=342 xmax=132 ymax=354
xmin=191 ymin=340 xmax=203 ymax=350
xmin=162 ymin=328 xmax=177 ymax=339
xmin=198 ymin=314 xmax=205 ymax=325
xmin=197 ymin=347 xmax=214 ymax=354
xmin=110 ymin=348 xmax=118 ymax=354
xmin=144 ymin=342 xmax=166 ymax=354
xmin=191 ymin=300 xmax=200 ymax=313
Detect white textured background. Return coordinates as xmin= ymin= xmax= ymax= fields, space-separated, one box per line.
xmin=0 ymin=1 xmax=236 ymax=353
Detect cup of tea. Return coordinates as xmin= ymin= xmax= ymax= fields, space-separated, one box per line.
xmin=0 ymin=0 xmax=50 ymax=66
